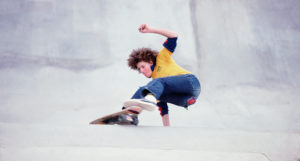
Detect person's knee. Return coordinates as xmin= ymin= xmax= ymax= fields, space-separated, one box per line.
xmin=187 ymin=98 xmax=196 ymax=106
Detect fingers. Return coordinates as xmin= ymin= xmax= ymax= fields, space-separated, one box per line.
xmin=138 ymin=24 xmax=147 ymax=32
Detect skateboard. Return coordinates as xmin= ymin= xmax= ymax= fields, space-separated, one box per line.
xmin=90 ymin=106 xmax=142 ymax=125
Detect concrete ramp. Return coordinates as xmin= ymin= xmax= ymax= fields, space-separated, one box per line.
xmin=0 ymin=0 xmax=299 ymax=161
xmin=1 ymin=147 xmax=270 ymax=161
xmin=1 ymin=123 xmax=281 ymax=161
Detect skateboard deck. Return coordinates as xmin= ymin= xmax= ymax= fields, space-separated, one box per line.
xmin=90 ymin=106 xmax=142 ymax=125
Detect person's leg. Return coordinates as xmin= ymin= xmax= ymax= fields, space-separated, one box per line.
xmin=123 ymin=79 xmax=165 ymax=110
xmin=124 ymin=74 xmax=200 ymax=109
xmin=130 ymin=87 xmax=145 ymax=99
xmin=157 ymin=74 xmax=201 ymax=108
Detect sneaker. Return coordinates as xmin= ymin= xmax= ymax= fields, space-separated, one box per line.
xmin=123 ymin=98 xmax=156 ymax=111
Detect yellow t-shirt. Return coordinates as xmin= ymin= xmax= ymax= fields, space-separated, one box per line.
xmin=151 ymin=47 xmax=191 ymax=79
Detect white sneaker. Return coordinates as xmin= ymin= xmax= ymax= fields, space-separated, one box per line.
xmin=123 ymin=98 xmax=156 ymax=111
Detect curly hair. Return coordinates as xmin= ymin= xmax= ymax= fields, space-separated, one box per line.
xmin=128 ymin=48 xmax=158 ymax=70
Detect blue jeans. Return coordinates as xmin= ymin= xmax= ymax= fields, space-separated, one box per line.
xmin=131 ymin=74 xmax=201 ymax=115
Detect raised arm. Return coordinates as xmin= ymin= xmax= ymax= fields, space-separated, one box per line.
xmin=138 ymin=24 xmax=178 ymax=38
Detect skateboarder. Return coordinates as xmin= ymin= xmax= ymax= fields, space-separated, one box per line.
xmin=123 ymin=24 xmax=201 ymax=126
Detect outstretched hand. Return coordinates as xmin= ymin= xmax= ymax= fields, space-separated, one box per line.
xmin=138 ymin=24 xmax=177 ymax=38
xmin=138 ymin=24 xmax=151 ymax=33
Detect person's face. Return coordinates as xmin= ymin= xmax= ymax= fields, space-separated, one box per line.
xmin=137 ymin=61 xmax=153 ymax=78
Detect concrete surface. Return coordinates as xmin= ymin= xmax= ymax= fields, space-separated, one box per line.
xmin=0 ymin=0 xmax=299 ymax=161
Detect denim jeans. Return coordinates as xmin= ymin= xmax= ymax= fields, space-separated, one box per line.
xmin=131 ymin=74 xmax=201 ymax=115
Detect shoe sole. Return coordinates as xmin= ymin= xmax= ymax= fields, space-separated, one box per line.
xmin=124 ymin=99 xmax=156 ymax=111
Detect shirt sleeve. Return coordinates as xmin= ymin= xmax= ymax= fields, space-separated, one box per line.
xmin=163 ymin=37 xmax=177 ymax=53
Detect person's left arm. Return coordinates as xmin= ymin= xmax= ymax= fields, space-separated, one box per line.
xmin=162 ymin=114 xmax=170 ymax=126
xmin=138 ymin=24 xmax=178 ymax=38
